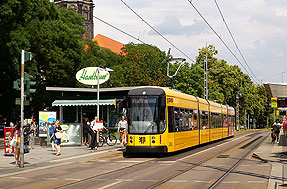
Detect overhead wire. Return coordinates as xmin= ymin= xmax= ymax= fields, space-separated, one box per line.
xmin=120 ymin=0 xmax=195 ymax=63
xmin=93 ymin=16 xmax=146 ymax=44
xmin=187 ymin=0 xmax=260 ymax=84
xmin=213 ymin=0 xmax=262 ymax=84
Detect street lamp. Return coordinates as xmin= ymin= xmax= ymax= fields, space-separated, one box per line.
xmin=165 ymin=58 xmax=188 ymax=88
xmin=96 ymin=67 xmax=114 ymax=118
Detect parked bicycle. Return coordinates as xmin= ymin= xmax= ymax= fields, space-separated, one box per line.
xmin=98 ymin=129 xmax=117 ymax=147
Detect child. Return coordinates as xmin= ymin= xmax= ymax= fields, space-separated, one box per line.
xmin=271 ymin=128 xmax=277 ymax=144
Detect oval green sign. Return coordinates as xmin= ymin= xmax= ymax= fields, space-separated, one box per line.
xmin=76 ymin=67 xmax=110 ymax=85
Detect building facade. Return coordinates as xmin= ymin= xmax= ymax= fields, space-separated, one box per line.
xmin=54 ymin=0 xmax=94 ymax=39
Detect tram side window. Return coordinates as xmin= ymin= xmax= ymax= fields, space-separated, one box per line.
xmin=201 ymin=111 xmax=209 ymax=129
xmin=168 ymin=107 xmax=175 ymax=132
xmin=223 ymin=114 xmax=228 ymax=128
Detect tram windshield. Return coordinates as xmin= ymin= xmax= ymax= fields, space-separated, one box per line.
xmin=128 ymin=96 xmax=165 ymax=134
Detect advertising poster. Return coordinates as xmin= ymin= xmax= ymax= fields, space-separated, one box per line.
xmin=4 ymin=127 xmax=15 ymax=155
xmin=47 ymin=123 xmax=82 ymax=146
xmin=39 ymin=111 xmax=56 ymax=137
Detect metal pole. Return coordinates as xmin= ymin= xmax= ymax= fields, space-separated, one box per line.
xmin=244 ymin=109 xmax=246 ymax=129
xmin=248 ymin=114 xmax=250 ymax=129
xmin=20 ymin=50 xmax=25 ymax=168
xmin=97 ymin=69 xmax=100 ymax=118
xmin=236 ymin=93 xmax=239 ymax=131
xmin=206 ymin=43 xmax=208 ymax=100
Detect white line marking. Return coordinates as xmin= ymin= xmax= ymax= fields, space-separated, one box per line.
xmin=45 ymin=178 xmax=58 ymax=180
xmin=99 ymin=180 xmax=122 ymax=189
xmin=159 ymin=164 xmax=173 ymax=166
xmin=216 ymin=165 xmax=229 ymax=167
xmin=169 ymin=180 xmax=187 ymax=183
xmin=257 ymin=164 xmax=269 ymax=167
xmin=9 ymin=177 xmax=27 ymax=179
xmin=177 ymin=135 xmax=248 ymax=162
xmin=115 ymin=179 xmax=133 ymax=182
xmin=64 ymin=178 xmax=81 ymax=181
xmin=156 ymin=161 xmax=176 ymax=164
xmin=139 ymin=179 xmax=157 ymax=182
xmin=240 ymin=164 xmax=251 ymax=167
xmin=116 ymin=160 xmax=144 ymax=163
xmin=194 ymin=180 xmax=211 ymax=183
xmin=221 ymin=181 xmax=240 ymax=184
xmin=248 ymin=180 xmax=265 ymax=183
xmin=51 ymin=149 xmax=118 ymax=163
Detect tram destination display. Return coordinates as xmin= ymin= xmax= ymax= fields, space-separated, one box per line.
xmin=278 ymin=97 xmax=287 ymax=107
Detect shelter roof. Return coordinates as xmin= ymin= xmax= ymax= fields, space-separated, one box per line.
xmin=264 ymin=83 xmax=287 ymax=97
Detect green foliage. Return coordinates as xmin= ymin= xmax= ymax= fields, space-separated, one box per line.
xmin=109 ymin=43 xmax=169 ymax=87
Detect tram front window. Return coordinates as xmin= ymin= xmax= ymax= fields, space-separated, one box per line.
xmin=128 ymin=96 xmax=165 ymax=134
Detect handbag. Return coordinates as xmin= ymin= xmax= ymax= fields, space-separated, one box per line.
xmin=10 ymin=137 xmax=17 ymax=147
xmin=55 ymin=132 xmax=63 ymax=139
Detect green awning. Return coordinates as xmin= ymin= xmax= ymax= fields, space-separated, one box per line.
xmin=52 ymin=99 xmax=115 ymax=107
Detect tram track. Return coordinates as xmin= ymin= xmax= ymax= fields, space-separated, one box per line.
xmin=54 ymin=131 xmax=266 ymax=189
xmin=146 ymin=133 xmax=267 ymax=189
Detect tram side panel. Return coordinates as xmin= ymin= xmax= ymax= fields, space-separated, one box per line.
xmin=166 ymin=96 xmax=199 ymax=152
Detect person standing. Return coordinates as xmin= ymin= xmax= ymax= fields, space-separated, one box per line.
xmin=13 ymin=124 xmax=21 ymax=165
xmin=52 ymin=121 xmax=63 ymax=156
xmin=49 ymin=121 xmax=57 ymax=152
xmin=83 ymin=118 xmax=90 ymax=145
xmin=117 ymin=115 xmax=128 ymax=147
xmin=272 ymin=119 xmax=281 ymax=144
xmin=29 ymin=121 xmax=36 ymax=149
xmin=90 ymin=117 xmax=98 ymax=150
xmin=283 ymin=119 xmax=287 ymax=137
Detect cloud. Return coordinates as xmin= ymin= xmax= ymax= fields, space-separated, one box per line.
xmin=147 ymin=16 xmax=208 ymax=36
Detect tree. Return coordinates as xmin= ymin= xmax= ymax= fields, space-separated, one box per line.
xmin=0 ymin=0 xmax=86 ymax=119
xmin=109 ymin=43 xmax=169 ymax=87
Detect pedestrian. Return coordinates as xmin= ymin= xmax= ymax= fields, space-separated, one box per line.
xmin=83 ymin=118 xmax=90 ymax=145
xmin=283 ymin=119 xmax=287 ymax=137
xmin=90 ymin=116 xmax=99 ymax=150
xmin=49 ymin=121 xmax=57 ymax=152
xmin=53 ymin=121 xmax=63 ymax=156
xmin=13 ymin=124 xmax=21 ymax=165
xmin=271 ymin=128 xmax=277 ymax=144
xmin=117 ymin=115 xmax=128 ymax=147
xmin=29 ymin=121 xmax=36 ymax=149
xmin=272 ymin=119 xmax=281 ymax=144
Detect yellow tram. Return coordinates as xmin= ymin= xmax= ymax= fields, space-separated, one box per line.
xmin=126 ymin=86 xmax=235 ymax=153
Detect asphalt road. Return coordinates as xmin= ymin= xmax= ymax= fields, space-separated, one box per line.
xmin=0 ymin=131 xmax=270 ymax=189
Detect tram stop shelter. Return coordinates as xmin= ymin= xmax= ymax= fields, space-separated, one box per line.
xmin=264 ymin=83 xmax=287 ymax=113
xmin=46 ymin=86 xmax=136 ymax=127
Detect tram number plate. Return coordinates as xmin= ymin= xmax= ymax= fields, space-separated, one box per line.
xmin=139 ymin=137 xmax=146 ymax=144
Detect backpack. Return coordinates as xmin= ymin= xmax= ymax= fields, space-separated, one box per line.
xmin=49 ymin=125 xmax=55 ymax=137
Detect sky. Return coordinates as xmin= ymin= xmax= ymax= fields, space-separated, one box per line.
xmin=93 ymin=0 xmax=287 ymax=84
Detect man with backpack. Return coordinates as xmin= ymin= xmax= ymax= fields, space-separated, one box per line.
xmin=49 ymin=121 xmax=57 ymax=151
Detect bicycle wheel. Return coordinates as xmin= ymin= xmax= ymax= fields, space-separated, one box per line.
xmin=98 ymin=136 xmax=105 ymax=147
xmin=106 ymin=135 xmax=117 ymax=146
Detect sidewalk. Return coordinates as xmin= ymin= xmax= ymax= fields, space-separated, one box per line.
xmin=0 ymin=142 xmax=123 ymax=177
xmin=253 ymin=131 xmax=287 ymax=188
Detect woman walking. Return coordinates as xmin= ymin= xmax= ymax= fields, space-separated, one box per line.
xmin=14 ymin=124 xmax=21 ymax=165
xmin=117 ymin=115 xmax=128 ymax=147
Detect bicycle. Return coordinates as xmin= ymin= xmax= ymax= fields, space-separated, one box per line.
xmin=98 ymin=129 xmax=117 ymax=147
